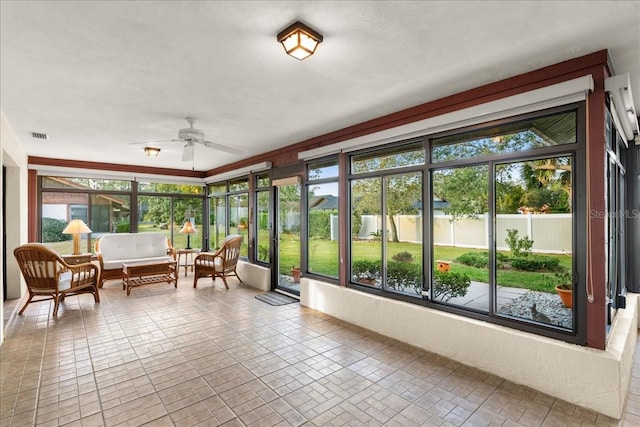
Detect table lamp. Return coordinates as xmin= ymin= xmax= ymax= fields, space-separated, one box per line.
xmin=179 ymin=220 xmax=196 ymax=249
xmin=62 ymin=219 xmax=92 ymax=255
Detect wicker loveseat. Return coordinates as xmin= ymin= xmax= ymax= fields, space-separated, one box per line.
xmin=95 ymin=232 xmax=175 ymax=287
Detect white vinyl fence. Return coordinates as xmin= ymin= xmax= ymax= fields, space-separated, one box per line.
xmin=344 ymin=213 xmax=572 ymax=254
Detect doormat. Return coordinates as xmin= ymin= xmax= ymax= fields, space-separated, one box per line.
xmin=255 ymin=291 xmax=299 ymax=306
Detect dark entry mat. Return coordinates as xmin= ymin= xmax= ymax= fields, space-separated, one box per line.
xmin=255 ymin=291 xmax=299 ymax=306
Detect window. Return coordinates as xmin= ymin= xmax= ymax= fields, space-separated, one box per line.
xmin=605 ymin=105 xmax=629 ymax=329
xmin=350 ymin=143 xmax=424 ymax=297
xmin=42 ymin=177 xmax=131 ymax=191
xmin=208 ymin=178 xmax=249 ymax=257
xmin=255 ymin=173 xmax=271 ymax=264
xmin=346 ymin=105 xmax=584 ymax=342
xmin=307 ymin=159 xmax=339 ymax=278
xmin=431 ymin=165 xmax=488 ymax=310
xmin=494 ymin=156 xmax=573 ymax=330
xmin=40 ymin=177 xmax=206 ymax=254
xmin=429 ymin=107 xmax=580 ymax=336
xmin=431 ymin=111 xmax=577 ymax=162
xmin=137 ymin=183 xmax=204 ymax=249
xmin=40 ymin=176 xmax=132 ymax=254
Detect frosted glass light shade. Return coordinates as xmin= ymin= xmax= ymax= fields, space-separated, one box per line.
xmin=277 ymin=21 xmax=323 ymax=60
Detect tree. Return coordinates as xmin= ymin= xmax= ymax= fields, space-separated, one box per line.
xmin=351 ymin=146 xmax=423 ymax=242
xmin=433 ymin=165 xmax=488 ymax=219
xmin=140 ymin=183 xmax=204 ymax=227
xmin=522 ymin=156 xmax=572 ymax=212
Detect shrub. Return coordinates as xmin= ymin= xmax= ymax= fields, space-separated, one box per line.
xmin=116 ymin=221 xmax=130 ymax=233
xmin=511 ymin=255 xmax=560 ymax=271
xmin=505 ymin=229 xmax=533 ymax=257
xmin=258 ymin=244 xmax=269 ymax=262
xmin=433 ymin=271 xmax=471 ymax=302
xmin=456 ymin=252 xmax=489 ymax=269
xmin=369 ymin=230 xmax=383 ymax=241
xmin=386 ymin=261 xmax=421 ymax=292
xmin=392 ymin=251 xmax=414 ymax=263
xmin=352 ymin=259 xmax=381 ymax=281
xmin=308 ymin=210 xmax=334 ymax=240
xmin=41 ymin=217 xmax=72 ymax=242
xmin=554 ymin=269 xmax=572 ymax=289
xmin=456 ymin=251 xmax=511 ymax=269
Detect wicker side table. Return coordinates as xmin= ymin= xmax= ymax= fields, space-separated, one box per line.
xmin=61 ymin=253 xmax=92 ymax=265
xmin=176 ymin=248 xmax=201 ymax=277
xmin=122 ymin=260 xmax=177 ymax=296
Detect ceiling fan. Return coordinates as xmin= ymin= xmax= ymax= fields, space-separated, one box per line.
xmin=130 ymin=116 xmax=241 ymax=162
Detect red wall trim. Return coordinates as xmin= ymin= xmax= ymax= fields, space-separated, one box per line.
xmin=28 ymin=169 xmax=38 ymax=242
xmin=585 ymin=66 xmax=608 ymax=350
xmin=28 ymin=156 xmax=206 ymax=179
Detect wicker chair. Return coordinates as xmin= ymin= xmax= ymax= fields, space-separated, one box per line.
xmin=193 ymin=234 xmax=243 ymax=289
xmin=13 ymin=243 xmax=100 ymax=316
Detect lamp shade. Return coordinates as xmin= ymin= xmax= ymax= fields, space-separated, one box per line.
xmin=179 ymin=220 xmax=196 ymax=235
xmin=62 ymin=219 xmax=92 ymax=255
xmin=62 ymin=219 xmax=92 ymax=235
xmin=277 ymin=21 xmax=323 ymax=60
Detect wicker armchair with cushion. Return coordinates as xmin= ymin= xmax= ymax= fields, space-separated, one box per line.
xmin=193 ymin=234 xmax=243 ymax=289
xmin=13 ymin=243 xmax=100 ymax=316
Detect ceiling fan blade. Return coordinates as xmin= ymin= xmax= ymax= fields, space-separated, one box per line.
xmin=182 ymin=142 xmax=195 ymax=161
xmin=201 ymin=140 xmax=242 ymax=155
xmin=128 ymin=139 xmax=178 ymax=146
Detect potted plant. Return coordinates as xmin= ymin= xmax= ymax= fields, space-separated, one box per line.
xmin=554 ymin=270 xmax=573 ymax=308
xmin=291 ymin=266 xmax=301 ymax=283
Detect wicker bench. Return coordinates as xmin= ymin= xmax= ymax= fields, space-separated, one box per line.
xmin=95 ymin=232 xmax=175 ymax=288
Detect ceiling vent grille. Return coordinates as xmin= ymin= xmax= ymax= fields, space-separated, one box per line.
xmin=31 ymin=132 xmax=48 ymax=140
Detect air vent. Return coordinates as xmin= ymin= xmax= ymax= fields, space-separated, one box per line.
xmin=31 ymin=132 xmax=48 ymax=140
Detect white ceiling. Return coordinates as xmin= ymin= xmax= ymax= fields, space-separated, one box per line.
xmin=1 ymin=1 xmax=639 ymax=172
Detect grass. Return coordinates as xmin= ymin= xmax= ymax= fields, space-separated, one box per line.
xmin=280 ymin=239 xmax=572 ymax=293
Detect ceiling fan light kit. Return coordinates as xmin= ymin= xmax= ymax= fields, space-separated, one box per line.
xmin=129 ymin=116 xmax=241 ymax=166
xmin=144 ymin=147 xmax=161 ymax=157
xmin=179 ymin=117 xmax=206 ymax=142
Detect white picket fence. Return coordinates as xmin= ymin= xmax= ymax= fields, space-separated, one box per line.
xmin=336 ymin=213 xmax=572 ymax=254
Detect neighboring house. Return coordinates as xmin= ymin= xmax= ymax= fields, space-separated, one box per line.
xmin=41 ymin=176 xmax=130 ymax=233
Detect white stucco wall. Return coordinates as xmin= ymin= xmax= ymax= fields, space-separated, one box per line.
xmin=237 ymin=260 xmax=271 ymax=292
xmin=301 ymin=278 xmax=638 ymax=419
xmin=1 ymin=109 xmax=29 ymax=344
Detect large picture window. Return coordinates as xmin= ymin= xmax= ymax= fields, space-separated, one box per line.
xmin=40 ymin=177 xmax=132 ymax=254
xmin=40 ymin=177 xmax=205 ymax=254
xmin=347 ymin=105 xmax=584 ymax=341
xmin=137 ymin=183 xmax=204 ymax=249
xmin=429 ymin=107 xmax=580 ymax=336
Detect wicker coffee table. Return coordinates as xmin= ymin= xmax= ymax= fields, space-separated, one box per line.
xmin=122 ymin=260 xmax=177 ymax=295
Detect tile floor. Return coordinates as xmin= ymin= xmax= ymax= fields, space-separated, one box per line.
xmin=1 ymin=275 xmax=639 ymax=426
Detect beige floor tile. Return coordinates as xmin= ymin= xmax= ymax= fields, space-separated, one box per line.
xmin=0 ymin=275 xmax=633 ymax=426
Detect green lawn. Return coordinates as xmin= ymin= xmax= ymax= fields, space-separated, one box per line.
xmin=279 ymin=239 xmax=572 ymax=293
